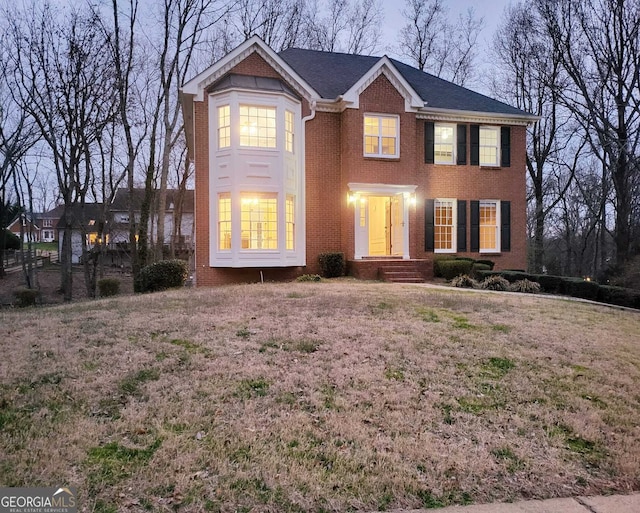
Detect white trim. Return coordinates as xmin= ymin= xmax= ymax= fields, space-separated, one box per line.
xmin=363 ymin=113 xmax=400 ymax=158
xmin=348 ymin=183 xmax=417 ymax=194
xmin=479 ymin=200 xmax=501 ymax=253
xmin=181 ymin=36 xmax=318 ymax=103
xmin=434 ymin=123 xmax=456 ymax=165
xmin=417 ymin=107 xmax=537 ymax=126
xmin=434 ymin=198 xmax=457 ymax=253
xmin=342 ymin=57 xmax=423 ymax=111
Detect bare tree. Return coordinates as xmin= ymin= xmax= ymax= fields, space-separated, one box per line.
xmin=537 ymin=0 xmax=640 ymax=268
xmin=492 ymin=2 xmax=578 ymax=273
xmin=9 ymin=2 xmax=118 ymax=300
xmin=398 ymin=0 xmax=483 ymax=85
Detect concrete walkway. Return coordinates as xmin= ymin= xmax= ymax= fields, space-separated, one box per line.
xmin=380 ymin=493 xmax=640 ymax=513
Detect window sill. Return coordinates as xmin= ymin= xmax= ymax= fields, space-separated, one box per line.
xmin=480 ymin=166 xmax=501 ymax=170
xmin=363 ymin=155 xmax=400 ymax=161
xmin=479 ymin=252 xmax=501 ymax=256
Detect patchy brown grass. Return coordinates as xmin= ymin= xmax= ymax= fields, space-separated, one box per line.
xmin=0 ymin=280 xmax=639 ymax=512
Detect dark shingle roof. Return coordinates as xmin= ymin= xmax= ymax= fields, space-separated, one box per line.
xmin=278 ymin=48 xmax=527 ymax=117
xmin=56 ymin=203 xmax=107 ymax=230
xmin=111 ymin=188 xmax=194 ymax=213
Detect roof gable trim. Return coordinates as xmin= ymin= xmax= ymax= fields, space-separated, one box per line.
xmin=181 ymin=36 xmax=318 ymax=103
xmin=342 ymin=56 xmax=424 ymax=111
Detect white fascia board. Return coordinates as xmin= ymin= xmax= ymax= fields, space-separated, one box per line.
xmin=417 ymin=106 xmax=540 ymax=126
xmin=342 ymin=56 xmax=424 ymax=111
xmin=348 ymin=183 xmax=417 ymax=194
xmin=180 ymin=35 xmax=319 ymax=102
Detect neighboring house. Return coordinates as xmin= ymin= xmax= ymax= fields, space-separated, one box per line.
xmin=109 ymin=188 xmax=194 ymax=249
xmin=56 ymin=204 xmax=107 ymax=264
xmin=7 ymin=214 xmax=41 ymax=243
xmin=7 ymin=206 xmax=64 ymax=243
xmin=181 ymin=36 xmax=538 ymax=286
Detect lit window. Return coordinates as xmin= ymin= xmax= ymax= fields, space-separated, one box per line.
xmin=285 ymin=110 xmax=294 ymax=153
xmin=218 ymin=193 xmax=231 ymax=250
xmin=364 ymin=115 xmax=398 ymax=157
xmin=241 ymin=193 xmax=278 ymax=249
xmin=286 ymin=195 xmax=295 ymax=250
xmin=435 ymin=200 xmax=455 ymax=252
xmin=480 ymin=127 xmax=499 ymax=166
xmin=434 ymin=124 xmax=455 ymax=164
xmin=480 ymin=201 xmax=499 ymax=252
xmin=218 ymin=105 xmax=231 ymax=149
xmin=240 ymin=105 xmax=276 ymax=148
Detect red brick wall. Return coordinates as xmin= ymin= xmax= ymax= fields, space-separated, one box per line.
xmin=192 ymin=53 xmax=528 ymax=285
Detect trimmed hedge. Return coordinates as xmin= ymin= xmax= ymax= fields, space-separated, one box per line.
xmin=475 ymin=270 xmax=640 ymax=310
xmin=136 ymin=259 xmax=189 ymax=293
xmin=438 ymin=259 xmax=474 ymax=280
xmin=318 ymin=252 xmax=345 ymax=278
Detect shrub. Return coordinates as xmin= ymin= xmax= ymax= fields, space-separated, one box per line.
xmin=1 ymin=229 xmax=20 ymax=250
xmin=509 ymin=279 xmax=541 ymax=294
xmin=136 ymin=259 xmax=189 ymax=293
xmin=536 ymin=274 xmax=564 ymax=293
xmin=438 ymin=259 xmax=474 ymax=280
xmin=597 ymin=285 xmax=640 ymax=309
xmin=98 ymin=278 xmax=120 ymax=297
xmin=471 ymin=263 xmax=491 ymax=279
xmin=13 ymin=287 xmax=40 ymax=307
xmin=433 ymin=255 xmax=456 ymax=277
xmin=296 ymin=274 xmax=322 ymax=282
xmin=318 ymin=252 xmax=345 ymax=278
xmin=476 ymin=259 xmax=495 ymax=270
xmin=451 ymin=274 xmax=478 ymax=288
xmin=480 ymin=275 xmax=510 ymax=291
xmin=562 ymin=278 xmax=600 ymax=300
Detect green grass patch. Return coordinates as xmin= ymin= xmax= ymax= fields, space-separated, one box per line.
xmin=451 ymin=315 xmax=475 ymax=330
xmin=118 ymin=368 xmax=160 ymax=397
xmin=491 ymin=446 xmax=525 ymax=472
xmin=491 ymin=324 xmax=512 ymax=333
xmin=480 ymin=357 xmax=515 ymax=379
xmin=169 ymin=338 xmax=204 ymax=353
xmin=86 ymin=438 xmax=161 ymax=486
xmin=384 ymin=366 xmax=405 ymax=381
xmin=236 ymin=378 xmax=270 ymax=399
xmin=417 ymin=307 xmax=440 ymax=322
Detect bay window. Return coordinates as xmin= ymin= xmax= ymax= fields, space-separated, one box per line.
xmin=240 ymin=105 xmax=276 ymax=148
xmin=241 ymin=194 xmax=278 ymax=250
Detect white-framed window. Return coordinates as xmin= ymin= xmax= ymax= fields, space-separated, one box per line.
xmin=286 ymin=195 xmax=295 ymax=250
xmin=479 ymin=200 xmax=500 ymax=252
xmin=218 ymin=193 xmax=231 ymax=250
xmin=364 ymin=114 xmax=399 ymax=158
xmin=218 ymin=105 xmax=231 ymax=148
xmin=241 ymin=193 xmax=278 ymax=250
xmin=479 ymin=126 xmax=500 ymax=167
xmin=434 ymin=199 xmax=456 ymax=253
xmin=43 ymin=219 xmax=53 ymax=227
xmin=434 ymin=124 xmax=455 ymax=164
xmin=239 ymin=105 xmax=276 ymax=148
xmin=285 ymin=110 xmax=294 ymax=153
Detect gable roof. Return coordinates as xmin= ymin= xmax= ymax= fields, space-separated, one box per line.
xmin=278 ymin=47 xmax=528 ymax=117
xmin=111 ymin=188 xmax=195 ymax=214
xmin=57 ymin=203 xmax=107 ymax=230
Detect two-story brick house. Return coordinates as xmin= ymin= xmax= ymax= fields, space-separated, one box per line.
xmin=181 ymin=36 xmax=537 ymax=285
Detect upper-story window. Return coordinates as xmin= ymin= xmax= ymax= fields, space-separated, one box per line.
xmin=434 ymin=124 xmax=455 ymax=164
xmin=240 ymin=105 xmax=276 ymax=148
xmin=218 ymin=105 xmax=231 ymax=149
xmin=364 ymin=114 xmax=399 ymax=158
xmin=479 ymin=126 xmax=500 ymax=167
xmin=285 ymin=110 xmax=294 ymax=153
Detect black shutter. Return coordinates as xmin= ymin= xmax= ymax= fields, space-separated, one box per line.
xmin=456 ymin=125 xmax=467 ymax=165
xmin=470 ymin=125 xmax=479 ymax=166
xmin=501 ymin=126 xmax=511 ymax=167
xmin=457 ymin=200 xmax=467 ymax=252
xmin=470 ymin=200 xmax=479 ymax=252
xmin=501 ymin=201 xmax=511 ymax=252
xmin=425 ymin=122 xmax=434 ymax=164
xmin=425 ymin=199 xmax=435 ymax=251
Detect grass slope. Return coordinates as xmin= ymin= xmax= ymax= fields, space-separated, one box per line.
xmin=1 ymin=280 xmax=639 ymax=512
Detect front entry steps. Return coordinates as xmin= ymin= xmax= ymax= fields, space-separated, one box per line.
xmin=378 ymin=261 xmax=425 ymax=283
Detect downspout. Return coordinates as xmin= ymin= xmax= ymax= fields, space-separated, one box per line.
xmin=299 ymin=99 xmax=317 ymax=269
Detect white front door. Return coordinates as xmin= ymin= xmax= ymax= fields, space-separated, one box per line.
xmin=354 ymin=193 xmax=408 ymax=259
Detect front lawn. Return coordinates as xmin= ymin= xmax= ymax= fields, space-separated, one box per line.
xmin=0 ymin=281 xmax=638 ymax=511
